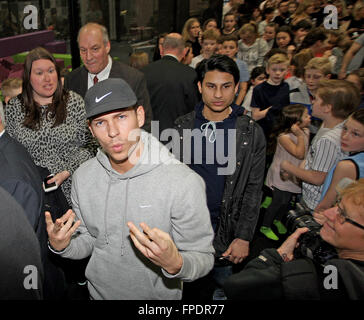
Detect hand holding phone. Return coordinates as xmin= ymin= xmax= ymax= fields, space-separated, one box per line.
xmin=43 ymin=174 xmax=58 ymax=192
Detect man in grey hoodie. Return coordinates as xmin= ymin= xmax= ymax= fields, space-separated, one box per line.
xmin=45 ymin=78 xmax=215 ymax=300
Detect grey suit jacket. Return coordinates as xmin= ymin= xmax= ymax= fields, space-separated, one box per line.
xmin=64 ymin=59 xmax=153 ymax=132
xmin=0 ymin=131 xmax=43 ymax=230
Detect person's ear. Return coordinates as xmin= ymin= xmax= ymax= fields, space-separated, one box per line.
xmin=182 ymin=47 xmax=188 ymax=58
xmin=234 ymin=82 xmax=239 ymax=94
xmin=136 ymin=105 xmax=145 ymax=128
xmin=323 ymin=103 xmax=332 ymax=114
xmin=159 ymin=45 xmax=165 ymax=57
xmin=197 ymin=81 xmax=203 ymax=94
xmin=105 ymin=41 xmax=111 ymax=55
xmin=88 ymin=120 xmax=95 ymax=137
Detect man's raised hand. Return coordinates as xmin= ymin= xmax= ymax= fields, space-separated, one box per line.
xmin=127 ymin=221 xmax=183 ymax=275
xmin=45 ymin=209 xmax=81 ymax=251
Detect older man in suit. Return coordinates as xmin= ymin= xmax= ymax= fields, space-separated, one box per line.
xmin=141 ymin=33 xmax=199 ymax=141
xmin=64 ymin=23 xmax=153 ymax=132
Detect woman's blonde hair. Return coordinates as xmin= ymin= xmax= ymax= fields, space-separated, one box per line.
xmin=338 ymin=178 xmax=364 ymax=210
xmin=238 ymin=23 xmax=258 ymax=36
xmin=182 ymin=18 xmax=200 ymax=42
xmin=129 ymin=52 xmax=149 ymax=70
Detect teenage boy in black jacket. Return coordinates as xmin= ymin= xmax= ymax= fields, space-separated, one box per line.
xmin=173 ymin=54 xmax=266 ymax=299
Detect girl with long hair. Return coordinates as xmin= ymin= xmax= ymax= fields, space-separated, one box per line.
xmin=182 ymin=17 xmax=202 ymax=57
xmin=261 ymin=104 xmax=310 ymax=240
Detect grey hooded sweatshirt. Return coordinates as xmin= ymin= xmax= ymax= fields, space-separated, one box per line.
xmin=60 ymin=131 xmax=215 ymax=300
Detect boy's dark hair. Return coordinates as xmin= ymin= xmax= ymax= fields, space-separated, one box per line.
xmin=250 ymin=66 xmax=267 ymax=81
xmin=291 ymin=19 xmax=313 ymax=32
xmin=196 ymin=54 xmax=240 ymax=85
xmin=348 ymin=69 xmax=364 ymax=92
xmin=221 ymin=34 xmax=239 ymax=45
xmin=275 ymin=25 xmax=295 ymax=46
xmin=268 ymin=104 xmax=307 ymax=154
xmin=351 ymin=108 xmax=364 ymax=127
xmin=298 ymin=28 xmax=327 ymax=52
xmin=263 ymin=7 xmax=275 ymax=17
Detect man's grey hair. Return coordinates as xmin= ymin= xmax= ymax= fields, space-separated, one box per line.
xmin=162 ymin=34 xmax=185 ymax=54
xmin=77 ymin=23 xmax=109 ymax=45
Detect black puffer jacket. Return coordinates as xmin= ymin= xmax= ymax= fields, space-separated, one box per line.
xmin=174 ymin=111 xmax=266 ymax=257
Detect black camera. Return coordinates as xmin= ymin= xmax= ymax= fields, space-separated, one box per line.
xmin=285 ymin=203 xmax=338 ymax=265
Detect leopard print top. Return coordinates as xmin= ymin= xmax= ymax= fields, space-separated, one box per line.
xmin=5 ymin=90 xmax=94 ymax=205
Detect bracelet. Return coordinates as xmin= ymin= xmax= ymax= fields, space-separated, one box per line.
xmin=47 ymin=241 xmax=66 ymax=254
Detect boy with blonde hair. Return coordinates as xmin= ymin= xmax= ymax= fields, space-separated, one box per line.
xmin=290 ymin=57 xmax=332 ymax=134
xmin=1 ymin=78 xmax=22 ymax=104
xmin=251 ymin=53 xmax=290 ymax=138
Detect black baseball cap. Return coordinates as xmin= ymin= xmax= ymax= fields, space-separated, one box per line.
xmin=84 ymin=78 xmax=137 ymax=119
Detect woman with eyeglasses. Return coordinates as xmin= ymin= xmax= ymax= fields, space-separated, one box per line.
xmin=223 ymin=178 xmax=364 ymax=300
xmin=314 ymin=109 xmax=364 ymax=218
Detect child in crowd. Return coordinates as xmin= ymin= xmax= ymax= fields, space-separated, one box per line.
xmin=221 ymin=12 xmax=238 ymax=36
xmin=1 ymin=77 xmax=22 ymax=104
xmin=288 ymin=1 xmax=298 ymax=16
xmin=182 ymin=17 xmax=202 ymax=57
xmin=237 ymin=23 xmax=270 ymax=73
xmin=190 ymin=29 xmax=219 ymax=68
xmin=215 ymin=36 xmax=225 ymax=54
xmin=315 ymin=109 xmax=364 ymax=216
xmin=251 ymin=53 xmax=290 ymax=138
xmin=202 ymin=18 xmax=220 ymax=35
xmin=346 ymin=69 xmax=364 ymax=109
xmin=290 ymin=57 xmax=332 ymax=135
xmin=291 ymin=19 xmax=313 ymax=48
xmin=281 ymin=80 xmax=360 ymax=210
xmin=261 ymin=104 xmax=311 ymax=240
xmin=286 ymin=48 xmax=314 ymax=90
xmin=221 ymin=34 xmax=250 ymax=105
xmin=258 ymin=7 xmax=275 ymax=36
xmin=262 ymin=22 xmax=277 ymax=51
xmin=242 ymin=66 xmax=267 ymax=116
xmin=297 ymin=27 xmax=328 ymax=57
xmin=274 ymin=26 xmax=296 ymax=60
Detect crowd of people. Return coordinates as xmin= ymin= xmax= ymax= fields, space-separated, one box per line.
xmin=0 ymin=0 xmax=364 ymax=301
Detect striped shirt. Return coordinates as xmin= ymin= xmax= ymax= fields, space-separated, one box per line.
xmin=302 ymin=121 xmax=347 ymax=210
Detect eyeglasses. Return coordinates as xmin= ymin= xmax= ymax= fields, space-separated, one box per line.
xmin=335 ymin=200 xmax=364 ymax=231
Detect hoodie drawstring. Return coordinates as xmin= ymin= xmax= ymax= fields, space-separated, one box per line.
xmin=120 ymin=178 xmax=129 ymax=256
xmin=200 ymin=121 xmax=217 ymax=143
xmin=104 ymin=179 xmax=112 ymax=245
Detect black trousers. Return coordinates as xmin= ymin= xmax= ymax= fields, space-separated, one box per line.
xmin=262 ymin=187 xmax=293 ymax=228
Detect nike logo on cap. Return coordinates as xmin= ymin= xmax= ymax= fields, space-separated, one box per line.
xmin=95 ymin=91 xmax=112 ymax=103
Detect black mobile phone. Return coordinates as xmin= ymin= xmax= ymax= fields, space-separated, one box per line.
xmin=43 ymin=174 xmax=58 ymax=192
